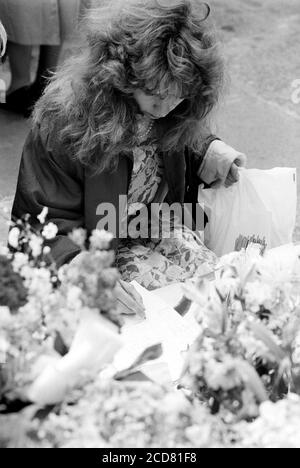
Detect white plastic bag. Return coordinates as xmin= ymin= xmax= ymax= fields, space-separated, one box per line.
xmin=199 ymin=168 xmax=297 ymax=257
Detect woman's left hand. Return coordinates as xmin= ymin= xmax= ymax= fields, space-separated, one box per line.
xmin=199 ymin=140 xmax=247 ymax=188
xmin=115 ymin=279 xmax=146 ymax=318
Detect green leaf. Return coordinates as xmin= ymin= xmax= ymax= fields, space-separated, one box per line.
xmin=248 ymin=320 xmax=287 ymax=363
xmin=114 ymin=343 xmax=163 ymax=381
xmin=235 ymin=359 xmax=268 ymax=403
xmin=174 ymin=296 xmax=192 ymax=316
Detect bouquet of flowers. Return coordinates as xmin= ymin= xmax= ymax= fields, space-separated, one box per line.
xmin=3 ymin=205 xmax=300 ymax=448
xmin=0 ymin=209 xmax=124 ymax=408
xmin=235 ymin=394 xmax=300 ymax=448
xmin=0 ymin=212 xmax=61 ymax=405
xmin=4 ymin=377 xmax=229 ymax=448
xmin=181 ymin=245 xmax=300 ymax=421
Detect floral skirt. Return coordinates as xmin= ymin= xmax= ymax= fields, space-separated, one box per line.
xmin=116 ymin=227 xmax=218 ymax=291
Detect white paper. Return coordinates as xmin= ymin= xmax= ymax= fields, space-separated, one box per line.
xmin=112 ymin=281 xmax=201 ymax=383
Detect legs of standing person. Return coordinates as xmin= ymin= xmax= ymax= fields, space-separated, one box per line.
xmin=32 ymin=0 xmax=86 ymax=102
xmin=6 ymin=41 xmax=32 ymax=94
xmin=1 ymin=43 xmax=61 ymax=116
xmin=0 ymin=0 xmax=84 ymax=116
xmin=37 ymin=45 xmax=61 ymax=84
xmin=31 ymin=45 xmax=61 ymax=99
xmin=0 ymin=40 xmax=34 ymax=116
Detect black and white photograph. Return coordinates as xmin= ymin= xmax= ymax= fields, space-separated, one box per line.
xmin=0 ymin=0 xmax=300 ymax=450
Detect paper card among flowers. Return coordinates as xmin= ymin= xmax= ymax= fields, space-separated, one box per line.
xmin=111 ymin=281 xmax=202 ymax=383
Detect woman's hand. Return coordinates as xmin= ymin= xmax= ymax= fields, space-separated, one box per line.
xmin=199 ymin=140 xmax=247 ymax=189
xmin=115 ymin=279 xmax=146 ymax=318
xmin=70 ymin=255 xmax=146 ymax=318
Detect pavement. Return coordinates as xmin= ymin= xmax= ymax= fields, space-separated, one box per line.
xmin=216 ymin=82 xmax=300 ymax=242
xmin=0 ymin=112 xmax=29 ymax=242
xmin=0 ymin=0 xmax=299 ymax=244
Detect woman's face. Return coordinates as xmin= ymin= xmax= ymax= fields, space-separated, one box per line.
xmin=133 ymin=87 xmax=184 ymax=120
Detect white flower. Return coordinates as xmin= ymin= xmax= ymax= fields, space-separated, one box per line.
xmin=205 ymin=357 xmax=243 ymax=391
xmin=258 ymin=246 xmax=300 ymax=284
xmin=27 ymin=268 xmax=52 ymax=297
xmin=218 ymin=251 xmax=243 ymax=268
xmin=218 ymin=250 xmax=258 ymax=285
xmin=29 ymin=235 xmax=43 ymax=258
xmin=69 ymin=229 xmax=87 ymax=248
xmin=0 ymin=306 xmax=12 ymax=327
xmin=238 ymin=396 xmax=300 ymax=448
xmin=237 ymin=324 xmax=271 ymax=362
xmin=37 ymin=207 xmax=49 ymax=224
xmin=185 ymin=424 xmax=212 ymax=447
xmin=67 ymin=286 xmax=82 ymax=310
xmin=12 ymin=252 xmax=28 ymax=271
xmin=42 ymin=223 xmax=58 ymax=240
xmin=20 ymin=264 xmax=34 ymax=281
xmin=162 ymin=392 xmax=190 ymax=414
xmin=0 ymin=245 xmax=9 ymax=256
xmin=0 ymin=335 xmax=9 ymax=364
xmin=215 ymin=275 xmax=239 ymax=299
xmin=8 ymin=227 xmax=20 ymax=249
xmin=90 ymin=230 xmax=113 ymax=250
xmin=259 ymin=400 xmax=286 ymax=427
xmin=244 ymin=281 xmax=274 ymax=312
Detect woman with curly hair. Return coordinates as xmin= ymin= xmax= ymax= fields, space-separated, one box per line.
xmin=12 ymin=0 xmax=246 ymax=312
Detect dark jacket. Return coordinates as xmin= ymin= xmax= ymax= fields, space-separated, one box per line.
xmin=12 ymin=126 xmax=217 ymax=267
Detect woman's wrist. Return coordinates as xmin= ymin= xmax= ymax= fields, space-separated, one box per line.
xmin=197 ymin=136 xmax=221 ymax=179
xmin=198 ymin=140 xmax=247 ymax=186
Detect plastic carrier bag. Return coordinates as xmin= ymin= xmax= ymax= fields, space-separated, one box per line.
xmin=198 ymin=168 xmax=297 ymax=257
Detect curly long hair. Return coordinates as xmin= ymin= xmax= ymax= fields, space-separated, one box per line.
xmin=33 ymin=0 xmax=224 ymax=173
